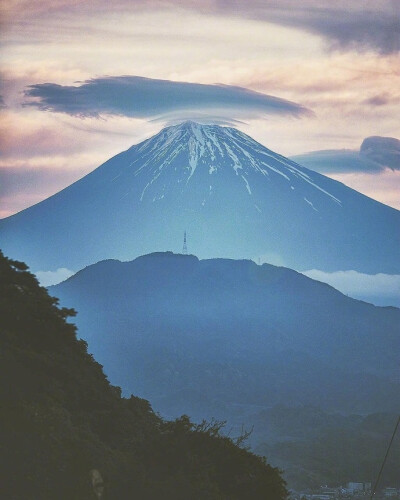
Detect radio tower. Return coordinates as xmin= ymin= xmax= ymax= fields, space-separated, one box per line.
xmin=182 ymin=230 xmax=188 ymax=255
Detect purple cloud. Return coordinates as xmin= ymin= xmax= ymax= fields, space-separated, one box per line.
xmin=363 ymin=94 xmax=392 ymax=107
xmin=259 ymin=1 xmax=400 ymax=55
xmin=7 ymin=1 xmax=400 ymax=54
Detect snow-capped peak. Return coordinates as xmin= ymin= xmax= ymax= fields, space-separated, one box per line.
xmin=2 ymin=121 xmax=398 ymax=277
xmin=130 ymin=121 xmax=341 ymax=207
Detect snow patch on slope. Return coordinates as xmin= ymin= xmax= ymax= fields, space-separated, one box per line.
xmin=241 ymin=175 xmax=252 ymax=194
xmin=304 ymin=197 xmax=318 ymax=211
xmin=131 ymin=121 xmax=344 ymax=207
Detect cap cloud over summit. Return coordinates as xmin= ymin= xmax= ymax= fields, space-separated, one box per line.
xmin=23 ymin=76 xmax=311 ymax=121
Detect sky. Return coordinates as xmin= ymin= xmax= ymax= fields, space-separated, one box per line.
xmin=1 ymin=0 xmax=400 ymax=217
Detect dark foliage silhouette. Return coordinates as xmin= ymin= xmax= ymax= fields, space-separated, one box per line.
xmin=0 ymin=250 xmax=288 ymax=499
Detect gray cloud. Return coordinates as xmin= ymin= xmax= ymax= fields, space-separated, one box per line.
xmin=360 ymin=136 xmax=400 ymax=170
xmin=363 ymin=94 xmax=391 ymax=107
xmin=213 ymin=0 xmax=400 ymax=54
xmin=291 ymin=150 xmax=383 ymax=174
xmin=23 ymin=76 xmax=311 ymax=121
xmin=292 ymin=136 xmax=400 ymax=174
xmin=280 ymin=4 xmax=400 ymax=55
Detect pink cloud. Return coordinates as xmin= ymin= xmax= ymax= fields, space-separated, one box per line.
xmin=3 ymin=0 xmax=399 ymax=54
xmin=330 ymin=169 xmax=400 ymax=210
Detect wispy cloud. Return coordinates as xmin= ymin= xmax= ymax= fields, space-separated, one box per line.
xmin=261 ymin=1 xmax=400 ymax=55
xmin=23 ymin=75 xmax=311 ymax=121
xmin=3 ymin=1 xmax=399 ymax=54
xmin=363 ymin=93 xmax=393 ymax=107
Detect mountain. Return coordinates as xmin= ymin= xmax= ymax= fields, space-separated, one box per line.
xmin=51 ymin=252 xmax=400 ymax=422
xmin=1 ymin=121 xmax=399 ymax=274
xmin=0 ymin=250 xmax=288 ymax=500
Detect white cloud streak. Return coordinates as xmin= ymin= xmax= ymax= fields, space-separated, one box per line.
xmin=35 ymin=267 xmax=75 ymax=286
xmin=303 ymin=269 xmax=400 ymax=308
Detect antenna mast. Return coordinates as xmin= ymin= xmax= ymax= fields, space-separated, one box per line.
xmin=182 ymin=230 xmax=188 ymax=255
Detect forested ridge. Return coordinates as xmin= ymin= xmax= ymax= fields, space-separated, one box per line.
xmin=0 ymin=251 xmax=287 ymax=499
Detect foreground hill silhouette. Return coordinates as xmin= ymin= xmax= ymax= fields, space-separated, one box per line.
xmin=52 ymin=252 xmax=400 ymax=420
xmin=0 ymin=250 xmax=288 ymax=500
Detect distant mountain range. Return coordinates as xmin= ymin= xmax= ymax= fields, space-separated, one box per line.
xmin=51 ymin=252 xmax=400 ymax=423
xmin=1 ymin=122 xmax=399 ymax=274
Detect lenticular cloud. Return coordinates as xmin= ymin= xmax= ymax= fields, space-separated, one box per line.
xmin=23 ymin=75 xmax=311 ymax=121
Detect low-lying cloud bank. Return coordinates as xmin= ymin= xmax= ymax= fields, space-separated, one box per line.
xmin=23 ymin=75 xmax=311 ymax=121
xmin=35 ymin=268 xmax=74 ymax=287
xmin=302 ymin=269 xmax=400 ymax=308
xmin=292 ymin=136 xmax=400 ymax=174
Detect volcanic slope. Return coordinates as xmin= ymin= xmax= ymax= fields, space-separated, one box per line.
xmin=1 ymin=122 xmax=399 ymax=273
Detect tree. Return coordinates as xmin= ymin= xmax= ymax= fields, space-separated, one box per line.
xmin=0 ymin=250 xmax=288 ymax=499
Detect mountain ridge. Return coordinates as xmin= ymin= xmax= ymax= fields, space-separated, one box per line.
xmin=59 ymin=251 xmax=399 ymax=311
xmin=51 ymin=251 xmax=400 ymax=420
